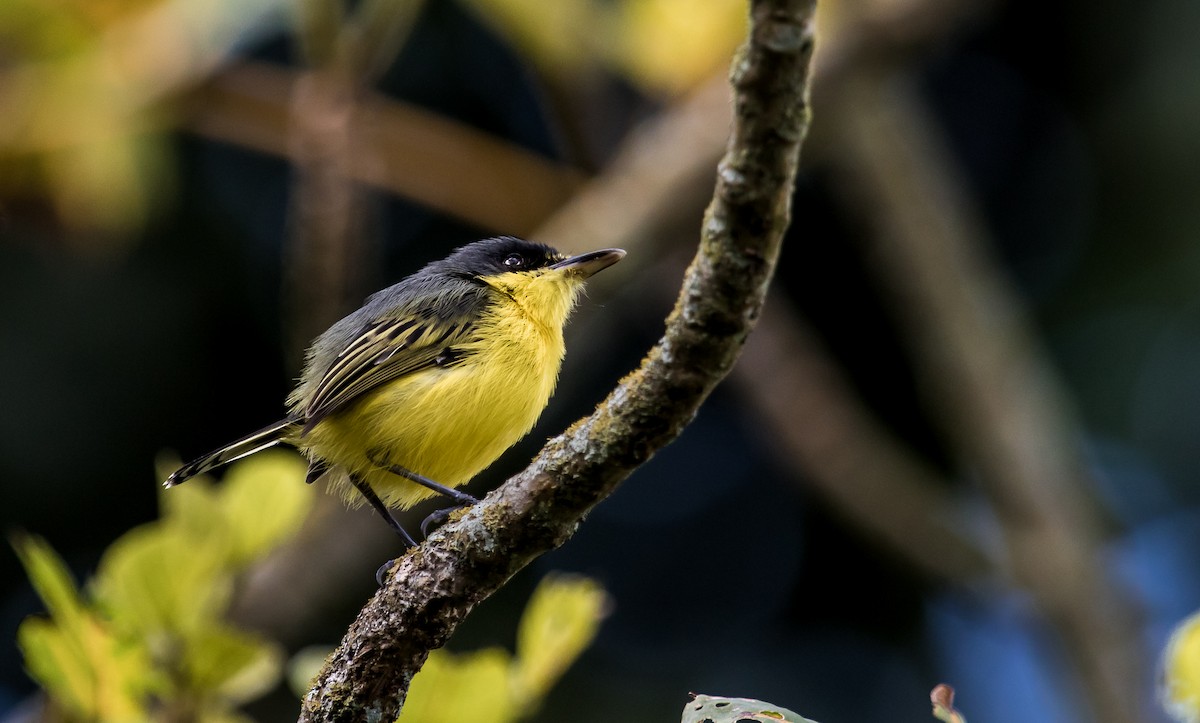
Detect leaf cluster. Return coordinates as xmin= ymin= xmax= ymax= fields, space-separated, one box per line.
xmin=289 ymin=574 xmax=610 ymax=723
xmin=14 ymin=451 xmax=312 ymax=722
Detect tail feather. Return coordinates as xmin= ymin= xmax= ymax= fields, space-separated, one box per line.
xmin=164 ymin=419 xmax=297 ymax=488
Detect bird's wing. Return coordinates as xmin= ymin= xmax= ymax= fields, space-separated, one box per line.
xmin=302 ymin=312 xmax=475 ymax=432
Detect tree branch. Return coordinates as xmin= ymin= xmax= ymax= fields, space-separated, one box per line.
xmin=297 ymin=0 xmax=818 ymax=719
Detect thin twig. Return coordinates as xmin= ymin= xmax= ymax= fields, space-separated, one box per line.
xmin=284 ymin=67 xmax=376 ymax=354
xmin=283 ymin=0 xmax=432 ymax=356
xmin=185 ymin=62 xmax=585 ymax=237
xmin=297 ymin=1 xmax=818 ymax=719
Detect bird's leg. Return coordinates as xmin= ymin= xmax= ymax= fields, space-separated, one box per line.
xmin=349 ymin=473 xmax=417 ymax=548
xmin=386 ymin=462 xmax=478 ymax=538
xmin=364 ymin=452 xmax=479 ymax=548
xmin=366 ymin=451 xmax=480 ymax=506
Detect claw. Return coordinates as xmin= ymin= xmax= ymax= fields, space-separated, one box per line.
xmin=376 ymin=558 xmax=396 ymax=586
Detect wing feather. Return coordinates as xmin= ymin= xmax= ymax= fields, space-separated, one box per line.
xmin=302 ymin=314 xmax=474 ymax=432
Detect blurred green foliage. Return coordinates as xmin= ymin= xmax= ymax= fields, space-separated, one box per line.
xmin=0 ymin=0 xmax=745 ymax=236
xmin=465 ymin=0 xmax=746 ymax=93
xmin=15 ymin=451 xmax=609 ymax=721
xmin=13 ymin=451 xmax=310 ymax=722
xmin=0 ymin=0 xmax=289 ymax=236
xmin=289 ymin=574 xmax=610 ymax=723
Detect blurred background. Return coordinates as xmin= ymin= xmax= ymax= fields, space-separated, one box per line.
xmin=2 ymin=0 xmax=1198 ymax=721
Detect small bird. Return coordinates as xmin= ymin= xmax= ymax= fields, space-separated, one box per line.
xmin=165 ymin=237 xmax=625 ymax=544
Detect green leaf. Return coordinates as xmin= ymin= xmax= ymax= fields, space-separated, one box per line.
xmin=612 ymin=0 xmax=748 ymax=94
xmin=682 ymin=694 xmax=818 ymax=723
xmin=17 ymin=606 xmax=159 ymax=719
xmin=183 ymin=625 xmax=283 ymax=704
xmin=11 ymin=533 xmax=85 ymax=631
xmin=92 ymin=523 xmax=232 ymax=638
xmin=160 ymin=475 xmax=229 ymax=547
xmin=290 ymin=575 xmax=609 ymax=722
xmin=13 ymin=453 xmax=310 ymax=720
xmin=18 ymin=617 xmax=100 ymax=718
xmin=399 ymin=648 xmax=518 ymax=723
xmin=512 ymin=573 xmax=609 ymax=707
xmin=13 ymin=534 xmax=165 ymax=718
xmin=216 ymin=451 xmax=312 ymax=567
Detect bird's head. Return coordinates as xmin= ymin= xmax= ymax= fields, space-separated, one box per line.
xmin=442 ymin=236 xmax=625 ymax=328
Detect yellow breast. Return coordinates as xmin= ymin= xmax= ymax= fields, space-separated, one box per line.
xmin=301 ymin=271 xmax=580 ymax=509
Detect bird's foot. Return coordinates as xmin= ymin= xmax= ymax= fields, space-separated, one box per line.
xmin=420 ymin=500 xmax=477 ymax=536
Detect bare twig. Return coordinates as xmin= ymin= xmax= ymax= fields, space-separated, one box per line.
xmin=186 ymin=62 xmax=585 ymax=237
xmin=283 ymin=0 xmax=436 ymax=354
xmin=284 ymin=67 xmax=376 ymax=352
xmin=825 ymin=74 xmax=1146 ymax=723
xmin=297 ymin=1 xmax=818 ymax=719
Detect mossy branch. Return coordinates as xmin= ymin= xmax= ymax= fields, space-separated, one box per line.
xmin=297 ymin=1 xmax=817 ymax=720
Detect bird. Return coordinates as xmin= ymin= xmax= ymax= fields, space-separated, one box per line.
xmin=164 ymin=236 xmax=625 ymax=545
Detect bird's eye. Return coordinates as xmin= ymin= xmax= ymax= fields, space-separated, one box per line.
xmin=503 ymin=253 xmax=524 ymax=268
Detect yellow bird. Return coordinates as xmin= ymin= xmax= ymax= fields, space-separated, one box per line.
xmin=166 ymin=237 xmax=624 ymax=544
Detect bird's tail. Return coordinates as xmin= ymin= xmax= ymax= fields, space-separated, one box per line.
xmin=164 ymin=418 xmax=297 ymax=488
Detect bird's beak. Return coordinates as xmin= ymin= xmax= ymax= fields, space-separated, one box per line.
xmin=549 ymin=248 xmax=626 ymax=278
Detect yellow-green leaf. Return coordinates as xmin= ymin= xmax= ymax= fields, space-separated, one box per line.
xmin=290 ymin=575 xmax=608 ymax=722
xmin=613 ymin=0 xmax=747 ymax=95
xmin=11 ymin=534 xmax=86 ymax=630
xmin=399 ymin=647 xmax=517 ymax=723
xmin=0 ymin=0 xmax=290 ymax=235
xmin=217 ymin=451 xmax=312 ymax=566
xmin=463 ymin=0 xmax=609 ymax=75
xmin=160 ymin=474 xmax=229 ymax=546
xmin=92 ymin=522 xmax=232 ymax=638
xmin=0 ymin=0 xmax=92 ymax=60
xmin=17 ymin=611 xmax=157 ymax=720
xmin=511 ymin=573 xmax=609 ymax=707
xmin=18 ymin=617 xmax=99 ymax=718
xmin=184 ymin=625 xmax=283 ymax=704
xmin=1164 ymin=610 xmax=1200 ymax=722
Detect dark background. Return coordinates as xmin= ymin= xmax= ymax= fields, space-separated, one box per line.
xmin=3 ymin=0 xmax=1199 ymax=721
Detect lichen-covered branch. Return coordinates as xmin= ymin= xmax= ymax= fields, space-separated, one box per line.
xmin=296 ymin=1 xmax=817 ymax=720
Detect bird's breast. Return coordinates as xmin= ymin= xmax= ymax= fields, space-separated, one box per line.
xmin=301 ymin=297 xmax=568 ymax=508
